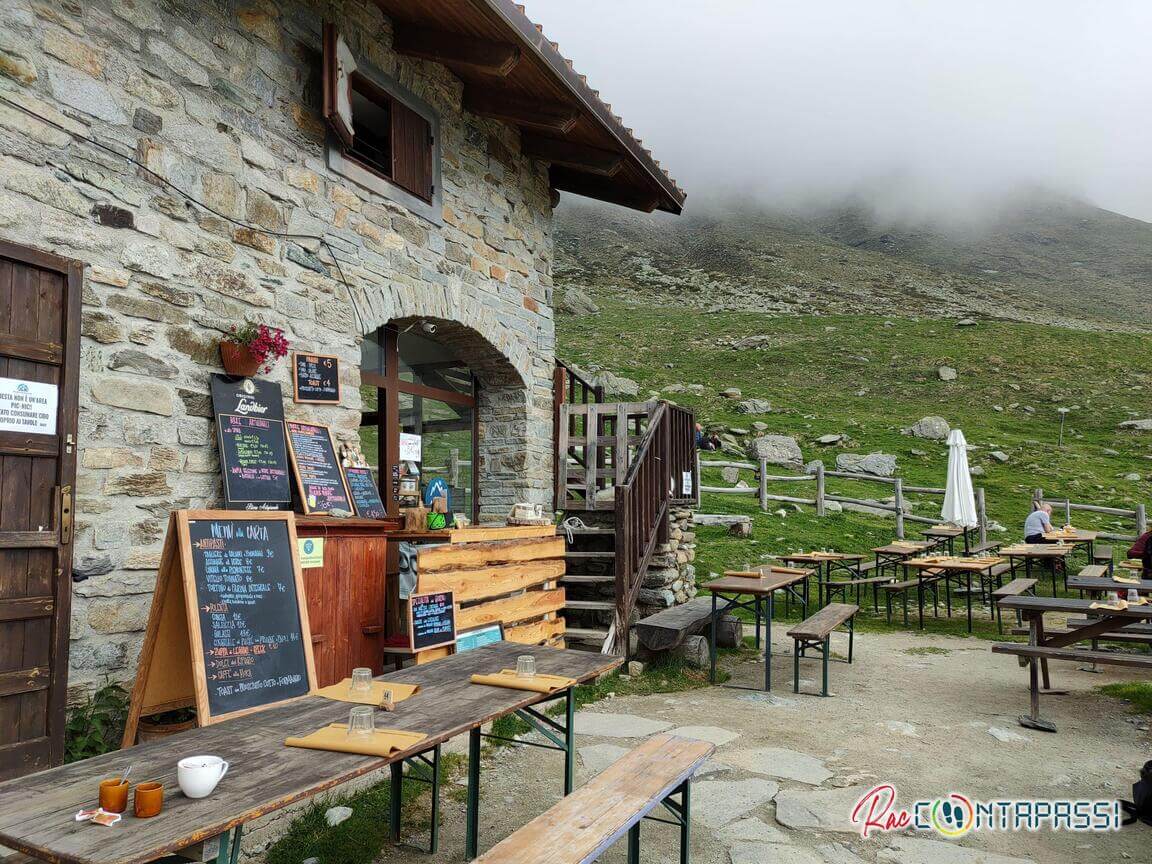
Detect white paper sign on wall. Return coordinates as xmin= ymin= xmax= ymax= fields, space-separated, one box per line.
xmin=399 ymin=432 xmax=422 ymax=462
xmin=682 ymin=471 xmax=693 ymax=496
xmin=0 ymin=377 xmax=58 ymax=435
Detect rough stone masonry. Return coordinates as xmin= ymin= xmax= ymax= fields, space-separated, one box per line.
xmin=0 ymin=0 xmax=560 ymax=693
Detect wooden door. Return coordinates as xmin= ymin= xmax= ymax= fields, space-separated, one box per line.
xmin=0 ymin=240 xmax=82 ymax=779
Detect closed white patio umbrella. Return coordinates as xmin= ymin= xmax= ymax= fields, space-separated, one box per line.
xmin=941 ymin=428 xmax=978 ymax=528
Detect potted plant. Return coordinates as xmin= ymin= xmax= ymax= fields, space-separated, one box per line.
xmin=136 ymin=707 xmax=197 ymax=743
xmin=219 ymin=323 xmax=290 ymax=376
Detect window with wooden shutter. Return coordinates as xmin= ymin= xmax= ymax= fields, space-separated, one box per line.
xmin=391 ymin=99 xmax=433 ymax=202
xmin=323 ymin=23 xmax=439 ymax=213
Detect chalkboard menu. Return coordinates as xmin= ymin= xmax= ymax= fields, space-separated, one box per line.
xmin=210 ymin=374 xmax=291 ymax=511
xmin=409 ymin=590 xmax=456 ymax=652
xmin=186 ymin=514 xmax=313 ymax=718
xmin=286 ymin=421 xmax=352 ymax=514
xmin=345 ymin=466 xmax=388 ymax=519
xmin=292 ymin=352 xmax=340 ymax=404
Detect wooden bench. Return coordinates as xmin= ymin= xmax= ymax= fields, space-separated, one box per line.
xmin=970 ymin=540 xmax=1003 ymax=555
xmin=882 ymin=570 xmax=943 ymax=626
xmin=1092 ymin=545 xmax=1114 ymax=572
xmin=1010 ymin=625 xmax=1152 ymax=645
xmin=992 ymin=577 xmax=1037 ymax=633
xmin=786 ymin=603 xmax=858 ymax=696
xmin=635 ymin=597 xmax=720 ymax=653
xmin=821 ymin=570 xmax=892 ymax=612
xmin=992 ymin=643 xmax=1152 ymax=669
xmin=473 ymin=733 xmax=714 ymax=864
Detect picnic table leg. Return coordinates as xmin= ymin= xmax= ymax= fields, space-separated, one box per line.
xmin=917 ymin=576 xmax=925 ymax=629
xmin=966 ymin=571 xmax=973 ymax=633
xmin=564 ymin=687 xmax=576 ymax=796
xmin=465 ymin=727 xmax=482 ymax=860
xmin=1018 ymin=613 xmax=1058 ymax=733
xmin=679 ymin=780 xmax=692 ymax=864
xmin=764 ymin=595 xmax=774 ymax=692
xmin=214 ymin=825 xmax=244 ymax=864
xmin=627 ymin=822 xmax=641 ymax=864
xmin=390 ymin=761 xmax=403 ymax=842
xmin=793 ymin=640 xmax=801 ymax=693
xmin=848 ymin=615 xmax=855 ymax=663
xmin=944 ymin=573 xmax=952 ymax=618
xmin=754 ymin=596 xmax=762 ymax=651
xmin=709 ymin=592 xmax=718 ymax=685
xmin=821 ymin=636 xmax=830 ymax=697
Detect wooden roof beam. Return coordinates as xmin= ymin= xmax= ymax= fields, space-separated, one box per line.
xmin=393 ymin=23 xmax=521 ymax=76
xmin=521 ymin=134 xmax=623 ymax=177
xmin=464 ymin=87 xmax=580 ymax=133
xmin=549 ymin=167 xmax=662 ymax=213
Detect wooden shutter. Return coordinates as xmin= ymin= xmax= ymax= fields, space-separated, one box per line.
xmin=322 ymin=22 xmax=356 ymax=148
xmin=392 ymin=99 xmax=433 ymax=201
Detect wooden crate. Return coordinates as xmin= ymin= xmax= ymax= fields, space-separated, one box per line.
xmin=416 ymin=527 xmax=566 ymax=655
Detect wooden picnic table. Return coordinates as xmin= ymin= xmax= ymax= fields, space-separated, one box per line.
xmin=871 ymin=542 xmax=931 ymax=579
xmin=0 ymin=643 xmax=619 ymax=864
xmin=993 ymin=596 xmax=1152 ymax=732
xmin=902 ymin=556 xmax=1005 ymax=632
xmin=776 ymin=552 xmax=865 ymax=606
xmin=1042 ymin=529 xmax=1099 ymax=561
xmin=705 ymin=569 xmax=812 ymax=692
xmin=1000 ymin=543 xmax=1076 ymax=593
xmin=920 ymin=525 xmax=971 ymax=555
xmin=1067 ymin=575 xmax=1152 ymax=595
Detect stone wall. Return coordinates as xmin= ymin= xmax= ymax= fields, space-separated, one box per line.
xmin=0 ymin=0 xmax=557 ymax=693
xmin=637 ymin=506 xmax=697 ymax=616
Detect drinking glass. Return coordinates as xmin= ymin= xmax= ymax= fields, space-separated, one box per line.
xmin=515 ymin=655 xmax=536 ymax=679
xmin=350 ymin=667 xmax=373 ymax=695
xmin=347 ymin=706 xmax=375 ymax=738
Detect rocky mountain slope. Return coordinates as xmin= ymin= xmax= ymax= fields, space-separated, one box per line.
xmin=554 ymin=192 xmax=1152 ymax=331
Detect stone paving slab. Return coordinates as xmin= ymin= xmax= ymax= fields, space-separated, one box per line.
xmin=691 ymin=777 xmax=780 ymax=828
xmin=576 ymin=743 xmax=628 ymax=775
xmin=775 ymin=785 xmax=871 ymax=833
xmin=730 ymin=842 xmax=826 ymax=864
xmin=573 ymin=711 xmax=672 ymax=738
xmin=718 ymin=816 xmax=791 ymax=845
xmin=724 ymin=746 xmax=833 ymax=785
xmin=668 ymin=724 xmax=742 ymax=746
xmin=877 ymin=836 xmax=1036 ymax=864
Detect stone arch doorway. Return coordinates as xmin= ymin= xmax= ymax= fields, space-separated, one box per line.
xmin=358 ymin=316 xmax=544 ymax=523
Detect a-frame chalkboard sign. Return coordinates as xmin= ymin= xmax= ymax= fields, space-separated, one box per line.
xmin=121 ymin=510 xmax=317 ymax=747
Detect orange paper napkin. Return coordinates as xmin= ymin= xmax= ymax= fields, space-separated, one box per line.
xmin=469 ymin=669 xmax=577 ymax=694
xmin=314 ymin=679 xmax=420 ymax=707
xmin=285 ymin=724 xmax=427 ymax=757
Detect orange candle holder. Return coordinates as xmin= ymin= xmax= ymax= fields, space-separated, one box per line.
xmin=98 ymin=778 xmax=130 ymax=814
xmin=133 ymin=782 xmax=163 ymax=818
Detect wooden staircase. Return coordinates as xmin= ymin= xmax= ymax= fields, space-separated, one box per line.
xmin=553 ymin=361 xmax=697 ymax=654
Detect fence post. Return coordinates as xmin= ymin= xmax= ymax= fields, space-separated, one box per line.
xmin=894 ymin=477 xmax=905 ymax=540
xmin=759 ymin=459 xmax=768 ymax=512
xmin=815 ymin=461 xmax=826 ymax=517
xmin=1032 ymin=488 xmax=1043 ymax=510
xmin=1063 ymin=499 xmax=1072 ymax=526
xmin=976 ymin=487 xmax=988 ymax=546
xmin=1137 ymin=503 xmax=1147 ymax=536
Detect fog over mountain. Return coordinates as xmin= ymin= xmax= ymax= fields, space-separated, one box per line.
xmin=527 ymin=1 xmax=1152 ymax=225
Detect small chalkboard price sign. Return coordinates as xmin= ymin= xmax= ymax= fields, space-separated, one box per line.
xmin=285 ymin=421 xmax=353 ymax=514
xmin=210 ymin=374 xmax=291 ymax=511
xmin=408 ymin=590 xmax=456 ymax=652
xmin=292 ymin=352 xmax=340 ymax=404
xmin=120 ymin=511 xmax=317 ymax=745
xmin=345 ymin=466 xmax=388 ymax=519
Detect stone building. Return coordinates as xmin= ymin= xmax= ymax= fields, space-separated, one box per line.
xmin=0 ymin=0 xmax=689 ymax=777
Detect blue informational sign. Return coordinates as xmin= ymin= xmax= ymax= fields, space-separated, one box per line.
xmin=455 ymin=623 xmax=504 ymax=654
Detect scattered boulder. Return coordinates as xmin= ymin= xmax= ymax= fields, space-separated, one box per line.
xmin=593 ymin=370 xmax=639 ymax=398
xmin=720 ymin=387 xmax=742 ymax=399
xmin=836 ymin=452 xmax=897 ymax=477
xmin=747 ymin=435 xmax=803 ymax=467
xmin=729 ymin=520 xmax=752 ymax=538
xmin=557 ymin=286 xmax=599 ymax=316
xmin=815 ymin=434 xmax=843 ymax=446
xmin=1120 ymin=419 xmax=1152 ymax=431
xmin=325 ymin=806 xmax=353 ymax=827
xmin=955 ymin=318 xmax=977 ymax=327
xmin=937 ymin=366 xmax=958 ymax=381
xmin=803 ymin=460 xmax=823 ymax=475
xmin=735 ymin=398 xmax=772 ymax=415
xmin=626 ymin=660 xmax=645 ymax=677
xmin=824 ymin=501 xmax=843 ymax=513
xmin=752 ymin=421 xmax=769 ymax=433
xmin=989 ymin=450 xmax=1010 ymax=463
xmin=729 ymin=427 xmax=750 ymax=436
xmin=1124 ymin=473 xmax=1142 ymax=482
xmin=905 ymin=416 xmax=950 ymax=440
xmin=720 ymin=466 xmax=741 ymax=484
xmin=969 ymin=465 xmax=986 ymax=476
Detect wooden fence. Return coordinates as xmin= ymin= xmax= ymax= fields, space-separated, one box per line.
xmin=699 ymin=457 xmax=988 ymax=542
xmin=1032 ymin=488 xmax=1147 ymax=543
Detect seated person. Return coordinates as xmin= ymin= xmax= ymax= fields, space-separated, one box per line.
xmin=1129 ymin=529 xmax=1152 ymax=578
xmin=1023 ymin=503 xmax=1056 ymax=544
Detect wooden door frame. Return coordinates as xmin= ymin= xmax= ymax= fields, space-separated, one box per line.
xmin=360 ymin=324 xmax=480 ymax=520
xmin=0 ymin=239 xmax=83 ymax=768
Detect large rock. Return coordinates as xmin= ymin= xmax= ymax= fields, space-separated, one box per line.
xmin=557 ymin=286 xmax=599 ymax=316
xmin=593 ymin=370 xmax=640 ymax=398
xmin=735 ymin=398 xmax=772 ymax=415
xmin=836 ymin=452 xmax=897 ymax=477
xmin=938 ymin=366 xmax=958 ymax=381
xmin=906 ymin=416 xmax=950 ymax=440
xmin=1119 ymin=418 xmax=1152 ymax=431
xmin=747 ymin=435 xmax=802 ymax=467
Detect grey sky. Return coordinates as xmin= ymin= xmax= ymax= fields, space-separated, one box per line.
xmin=525 ymin=1 xmax=1152 ymax=222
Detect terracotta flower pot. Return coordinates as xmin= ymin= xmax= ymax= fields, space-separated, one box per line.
xmin=219 ymin=340 xmax=261 ymax=377
xmin=136 ymin=715 xmax=196 ymax=743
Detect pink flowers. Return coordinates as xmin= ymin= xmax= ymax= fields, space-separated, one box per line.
xmin=228 ymin=323 xmax=289 ymax=373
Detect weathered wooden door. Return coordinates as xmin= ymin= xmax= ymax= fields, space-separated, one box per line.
xmin=0 ymin=240 xmax=82 ymax=779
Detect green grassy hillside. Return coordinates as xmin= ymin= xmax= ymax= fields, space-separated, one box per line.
xmin=556 ymin=296 xmax=1152 ymax=580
